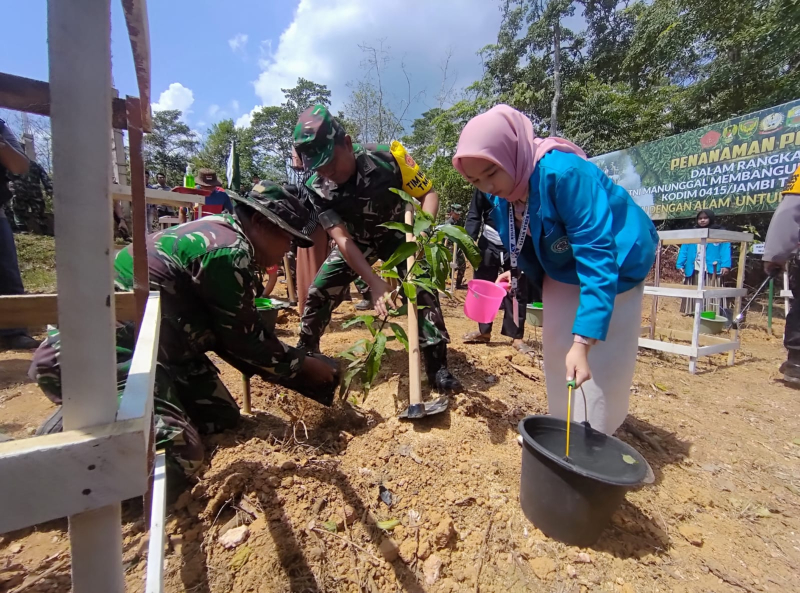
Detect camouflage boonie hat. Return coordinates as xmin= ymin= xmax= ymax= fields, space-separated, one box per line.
xmin=230 ymin=181 xmax=314 ymax=248
xmin=449 ymin=204 xmax=463 ymax=214
xmin=293 ymin=104 xmax=345 ymax=170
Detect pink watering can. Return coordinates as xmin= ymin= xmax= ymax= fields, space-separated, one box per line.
xmin=464 ymin=279 xmax=510 ymax=323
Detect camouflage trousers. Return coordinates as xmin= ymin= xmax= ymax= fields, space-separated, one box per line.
xmin=29 ymin=323 xmax=240 ymax=481
xmin=298 ymin=237 xmax=450 ymax=353
xmin=452 ymin=246 xmax=466 ymax=286
xmin=3 ymin=195 xmax=47 ymax=233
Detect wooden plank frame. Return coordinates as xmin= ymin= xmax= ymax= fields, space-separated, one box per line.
xmin=0 ymin=292 xmax=138 ymax=329
xmin=0 ymin=72 xmax=129 ymax=130
xmin=644 ymin=286 xmax=748 ymax=299
xmin=657 ymin=228 xmax=754 ymax=245
xmin=0 ymin=293 xmax=159 ymax=534
xmin=145 ymin=452 xmax=167 ymax=593
xmin=112 ymin=183 xmax=206 ymax=208
xmin=642 ymin=230 xmax=751 ymax=373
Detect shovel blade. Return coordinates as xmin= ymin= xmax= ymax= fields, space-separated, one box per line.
xmin=399 ymin=396 xmax=449 ymax=420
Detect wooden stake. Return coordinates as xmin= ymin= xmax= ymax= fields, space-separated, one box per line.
xmin=48 ymin=0 xmax=124 ymax=589
xmin=689 ymin=239 xmax=707 ymax=374
xmin=405 ymin=204 xmax=422 ymax=407
xmin=728 ymin=241 xmax=747 ymax=366
xmin=451 ymin=245 xmax=458 ymax=292
xmin=241 ymin=374 xmax=251 ymax=415
xmin=127 ymin=96 xmax=149 ymax=334
xmin=649 ymin=240 xmax=661 ymax=340
xmin=283 ymin=254 xmax=297 ymax=305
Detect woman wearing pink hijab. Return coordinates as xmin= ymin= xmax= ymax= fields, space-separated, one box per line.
xmin=453 ymin=105 xmax=657 ymax=435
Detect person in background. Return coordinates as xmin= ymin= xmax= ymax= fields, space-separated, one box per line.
xmin=251 ymin=173 xmax=261 ymax=187
xmin=196 ymin=168 xmax=234 ymax=214
xmin=763 ymin=164 xmax=800 ymax=384
xmin=147 ymin=171 xmax=173 ymax=231
xmin=30 ymin=182 xmax=339 ymax=488
xmin=261 ymin=265 xmax=279 ymax=297
xmin=463 ymin=187 xmax=538 ymax=358
xmin=676 ymin=209 xmax=731 ymax=314
xmin=0 ymin=118 xmax=40 ymax=350
xmin=7 ymin=159 xmax=52 ymax=233
xmin=152 ymin=171 xmax=171 ymax=191
xmin=453 ymin=104 xmax=657 ymax=435
xmin=294 ymin=104 xmax=461 ymax=393
xmin=444 ymin=204 xmax=467 ymax=289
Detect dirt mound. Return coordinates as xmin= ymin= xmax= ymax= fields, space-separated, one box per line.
xmin=2 ymin=289 xmax=799 ymax=593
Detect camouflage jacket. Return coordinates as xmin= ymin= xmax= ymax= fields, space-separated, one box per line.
xmin=114 ymin=213 xmax=305 ymax=378
xmin=305 ymin=141 xmax=432 ymax=248
xmin=10 ymin=161 xmax=52 ymax=202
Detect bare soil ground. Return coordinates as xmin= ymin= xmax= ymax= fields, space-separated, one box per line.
xmin=2 ymin=279 xmax=799 ymax=593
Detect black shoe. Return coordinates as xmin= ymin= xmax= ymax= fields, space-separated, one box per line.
xmin=423 ymin=343 xmax=462 ymax=394
xmin=355 ymin=299 xmax=372 ymax=311
xmin=780 ymin=359 xmax=800 ymax=383
xmin=296 ymin=340 xmax=321 ymax=355
xmin=1 ymin=334 xmax=41 ymax=350
xmin=430 ymin=368 xmax=462 ymax=394
xmin=36 ymin=407 xmax=64 ymax=435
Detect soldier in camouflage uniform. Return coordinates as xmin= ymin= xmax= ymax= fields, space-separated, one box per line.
xmin=445 ymin=204 xmax=467 ymax=289
xmin=293 ymin=104 xmax=461 ymax=393
xmin=29 ymin=182 xmax=339 ymax=486
xmin=6 ymin=160 xmax=51 ymax=233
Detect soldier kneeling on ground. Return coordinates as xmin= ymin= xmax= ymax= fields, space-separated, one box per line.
xmin=29 ymin=182 xmax=340 ymax=492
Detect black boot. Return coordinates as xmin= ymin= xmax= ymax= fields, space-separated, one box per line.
xmin=779 ymin=350 xmax=800 ymax=384
xmin=422 ymin=342 xmax=462 ymax=394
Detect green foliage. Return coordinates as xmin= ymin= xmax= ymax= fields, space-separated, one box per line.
xmin=339 ymin=190 xmax=479 ymax=401
xmin=192 ymin=119 xmax=254 ymax=189
xmin=143 ymin=110 xmax=200 ymax=187
xmin=249 ymin=78 xmax=332 ymax=182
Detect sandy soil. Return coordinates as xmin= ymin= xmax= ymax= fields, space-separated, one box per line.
xmin=1 ymin=280 xmax=799 ymax=593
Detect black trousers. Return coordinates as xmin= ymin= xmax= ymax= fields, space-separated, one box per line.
xmin=786 ymin=262 xmax=800 ymax=352
xmin=473 ymin=236 xmax=535 ymax=339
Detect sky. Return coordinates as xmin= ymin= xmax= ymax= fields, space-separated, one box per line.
xmin=1 ymin=0 xmax=519 ymax=137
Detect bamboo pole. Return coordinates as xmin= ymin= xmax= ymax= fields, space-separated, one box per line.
xmin=405 ymin=205 xmax=422 ymax=407
xmin=649 ymin=240 xmax=662 ymax=339
xmin=241 ymin=374 xmax=251 ymax=415
xmin=284 ymin=255 xmax=297 ymax=305
xmin=728 ymin=242 xmax=747 ymax=366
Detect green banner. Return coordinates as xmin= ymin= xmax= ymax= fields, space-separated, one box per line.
xmin=591 ymin=99 xmax=800 ymax=219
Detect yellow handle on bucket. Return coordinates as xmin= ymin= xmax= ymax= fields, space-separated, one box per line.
xmin=565 ymin=380 xmax=576 ymax=458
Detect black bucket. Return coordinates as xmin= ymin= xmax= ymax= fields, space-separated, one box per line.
xmin=518 ymin=415 xmax=648 ymax=547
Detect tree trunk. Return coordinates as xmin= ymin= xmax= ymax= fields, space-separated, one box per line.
xmin=550 ymin=17 xmax=561 ymax=137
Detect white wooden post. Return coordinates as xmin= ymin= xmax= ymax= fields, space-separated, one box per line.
xmin=784 ymin=270 xmax=791 ymax=317
xmin=48 ymin=0 xmax=124 ymax=590
xmin=728 ymin=242 xmax=747 ymax=366
xmin=689 ymin=239 xmax=707 ymax=374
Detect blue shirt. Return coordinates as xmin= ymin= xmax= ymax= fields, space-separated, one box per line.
xmin=676 ymin=242 xmax=732 ymax=277
xmin=489 ymin=151 xmax=658 ymax=341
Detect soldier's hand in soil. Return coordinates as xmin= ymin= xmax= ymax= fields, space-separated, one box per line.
xmin=302 ymin=355 xmax=337 ymax=385
xmin=566 ymin=342 xmax=592 ymax=388
xmin=496 ymin=270 xmax=512 ymax=289
xmin=370 ymin=278 xmax=394 ymax=317
xmin=763 ymin=261 xmax=783 ymax=276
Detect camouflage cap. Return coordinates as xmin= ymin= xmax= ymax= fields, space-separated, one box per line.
xmin=230 ymin=181 xmax=314 ymax=248
xmin=293 ymin=104 xmax=345 ymax=170
xmin=449 ymin=204 xmax=463 ymax=214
